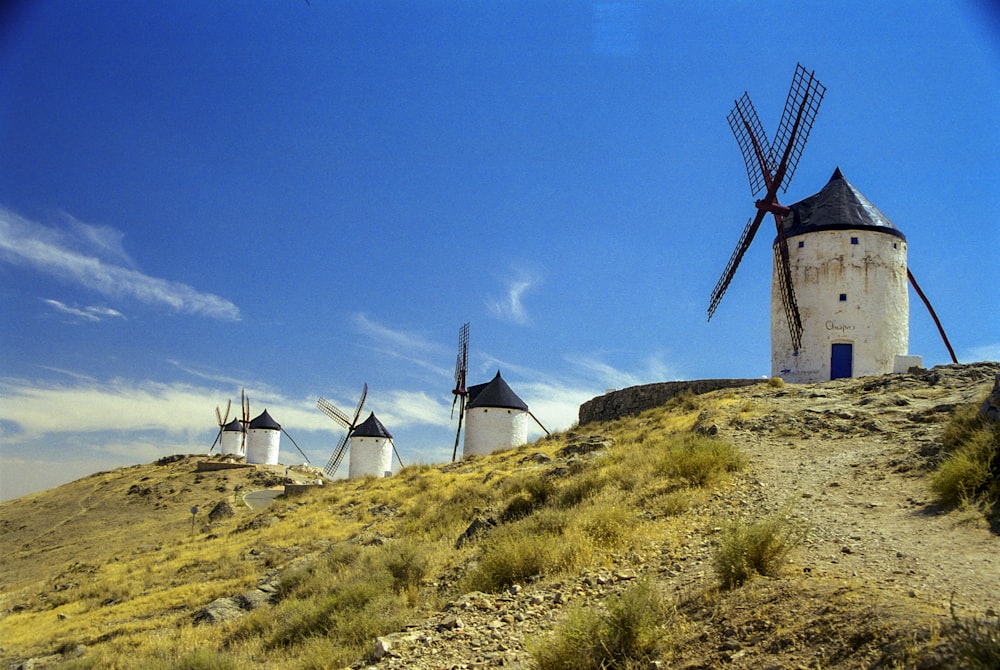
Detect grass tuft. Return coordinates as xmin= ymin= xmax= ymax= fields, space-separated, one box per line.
xmin=931 ymin=399 xmax=1000 ymax=510
xmin=530 ymin=579 xmax=673 ymax=670
xmin=713 ymin=508 xmax=801 ymax=589
xmin=951 ymin=604 xmax=1000 ymax=669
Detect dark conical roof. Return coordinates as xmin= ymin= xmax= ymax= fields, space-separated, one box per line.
xmin=779 ymin=167 xmax=905 ymax=241
xmin=248 ymin=409 xmax=281 ymax=430
xmin=222 ymin=418 xmax=243 ymax=432
xmin=352 ymin=412 xmax=392 ymax=439
xmin=466 ymin=370 xmax=528 ymax=410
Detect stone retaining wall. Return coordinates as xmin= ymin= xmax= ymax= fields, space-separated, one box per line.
xmin=196 ymin=460 xmax=255 ymax=472
xmin=578 ymin=379 xmax=766 ymax=425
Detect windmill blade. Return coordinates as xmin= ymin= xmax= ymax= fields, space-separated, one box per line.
xmin=451 ymin=394 xmax=466 ymax=462
xmin=773 ymin=221 xmax=804 ymax=353
xmin=324 ymin=433 xmax=350 ymax=478
xmin=240 ymin=389 xmax=250 ymax=454
xmin=281 ymin=428 xmax=311 ymax=465
xmin=528 ymin=410 xmax=550 ymax=437
xmin=453 ymin=322 xmax=470 ymax=392
xmin=209 ymin=427 xmax=223 ymax=453
xmin=769 ymin=63 xmax=825 ymax=192
xmin=219 ymin=399 xmax=231 ymax=426
xmin=317 ymin=396 xmax=351 ymax=428
xmin=390 ymin=440 xmax=404 ymax=470
xmin=907 ymin=268 xmax=958 ymax=364
xmin=350 ymin=383 xmax=368 ymax=428
xmin=727 ymin=93 xmax=772 ymax=197
xmin=708 ymin=208 xmax=769 ymax=320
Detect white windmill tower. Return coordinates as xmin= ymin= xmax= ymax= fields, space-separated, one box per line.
xmin=771 ymin=168 xmax=913 ymax=381
xmin=462 ymin=370 xmax=548 ymax=458
xmin=209 ymin=394 xmax=247 ymax=458
xmin=318 ymin=385 xmax=403 ymax=479
xmin=246 ymin=409 xmax=281 ymax=465
xmin=348 ymin=412 xmax=397 ymax=478
xmin=708 ymin=64 xmax=957 ymax=383
xmin=245 ymin=407 xmax=310 ymax=466
xmin=219 ymin=418 xmax=245 ymax=456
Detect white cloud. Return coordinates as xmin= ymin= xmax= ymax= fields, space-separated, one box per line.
xmin=0 ymin=207 xmax=240 ymax=321
xmin=43 ymin=298 xmax=126 ymax=322
xmin=518 ymin=380 xmax=597 ymax=434
xmin=487 ymin=271 xmax=538 ymax=325
xmin=375 ymin=390 xmax=453 ymax=429
xmin=352 ymin=313 xmax=451 ymax=378
xmin=567 ymin=352 xmax=678 ymax=390
xmin=966 ymin=344 xmax=1000 ymax=363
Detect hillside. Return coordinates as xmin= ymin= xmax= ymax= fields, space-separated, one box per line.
xmin=1 ymin=362 xmax=998 ymax=669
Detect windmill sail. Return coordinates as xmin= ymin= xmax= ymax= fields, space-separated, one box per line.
xmin=708 ymin=63 xmax=825 ymax=355
xmin=451 ymin=322 xmax=470 ymax=461
xmin=316 ymin=383 xmax=368 ymax=479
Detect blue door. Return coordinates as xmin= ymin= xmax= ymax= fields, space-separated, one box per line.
xmin=830 ymin=343 xmax=853 ymax=380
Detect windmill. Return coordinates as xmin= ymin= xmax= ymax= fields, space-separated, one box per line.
xmin=237 ymin=388 xmax=250 ymax=454
xmin=209 ymin=398 xmax=232 ymax=453
xmin=707 ymin=63 xmax=826 ymax=355
xmin=316 ymin=383 xmax=368 ymax=478
xmin=450 ymin=322 xmax=470 ymax=462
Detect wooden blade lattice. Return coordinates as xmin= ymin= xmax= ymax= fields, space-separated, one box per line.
xmin=708 ymin=210 xmax=768 ymax=320
xmin=709 ymin=64 xmax=824 ymax=357
xmin=770 ymin=63 xmax=825 ymax=193
xmin=773 ymin=224 xmax=804 ymax=352
xmin=727 ymin=94 xmax=771 ymax=197
xmin=324 ymin=433 xmax=350 ymax=478
xmin=317 ymin=383 xmax=368 ymax=479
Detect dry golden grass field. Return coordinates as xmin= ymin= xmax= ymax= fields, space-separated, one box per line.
xmin=2 ymin=362 xmax=999 ymax=669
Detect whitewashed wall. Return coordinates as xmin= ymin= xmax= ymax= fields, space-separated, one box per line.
xmin=246 ymin=428 xmax=281 ymax=465
xmin=463 ymin=407 xmax=528 ymax=458
xmin=348 ymin=436 xmax=393 ymax=478
xmin=220 ymin=430 xmax=244 ymax=456
xmin=771 ymin=229 xmax=909 ymax=383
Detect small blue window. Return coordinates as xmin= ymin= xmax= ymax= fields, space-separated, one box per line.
xmin=839 ymin=293 xmax=847 ymax=302
xmin=798 ymin=241 xmax=804 ymax=248
xmin=850 ymin=237 xmax=859 ymax=245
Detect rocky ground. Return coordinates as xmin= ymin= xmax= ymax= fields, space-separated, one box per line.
xmin=358 ymin=362 xmax=1000 ymax=669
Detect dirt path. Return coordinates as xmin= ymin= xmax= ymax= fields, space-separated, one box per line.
xmin=717 ymin=363 xmax=1000 ymax=618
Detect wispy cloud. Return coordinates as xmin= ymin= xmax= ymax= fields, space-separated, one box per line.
xmin=352 ymin=313 xmax=451 ymax=378
xmin=487 ymin=270 xmax=538 ymax=325
xmin=0 ymin=207 xmax=240 ymax=321
xmin=43 ymin=298 xmax=126 ymax=322
xmin=566 ymin=352 xmax=678 ymax=390
xmin=375 ymin=390 xmax=453 ymax=429
xmin=966 ymin=344 xmax=1000 ymax=363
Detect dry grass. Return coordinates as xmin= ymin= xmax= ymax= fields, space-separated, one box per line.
xmin=9 ymin=377 xmax=977 ymax=668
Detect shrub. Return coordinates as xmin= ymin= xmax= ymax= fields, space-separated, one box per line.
xmin=931 ymin=400 xmax=1000 ymax=508
xmin=659 ymin=434 xmax=746 ymax=487
xmin=714 ymin=509 xmax=800 ymax=589
xmin=931 ymin=438 xmax=994 ymax=507
xmin=557 ymin=470 xmax=608 ymax=508
xmin=951 ymin=606 xmax=1000 ymax=669
xmin=380 ymin=540 xmax=430 ymax=593
xmin=530 ymin=579 xmax=671 ymax=670
xmin=578 ymin=503 xmax=635 ymax=549
xmin=461 ymin=526 xmax=553 ymax=593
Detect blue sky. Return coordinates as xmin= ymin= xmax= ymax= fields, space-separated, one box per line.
xmin=1 ymin=1 xmax=997 ymax=501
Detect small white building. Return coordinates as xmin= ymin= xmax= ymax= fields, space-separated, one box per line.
xmin=348 ymin=412 xmax=394 ymax=479
xmin=462 ymin=371 xmax=529 ymax=458
xmin=219 ymin=418 xmax=245 ymax=457
xmin=771 ymin=168 xmax=915 ymax=383
xmin=246 ymin=409 xmax=281 ymax=465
